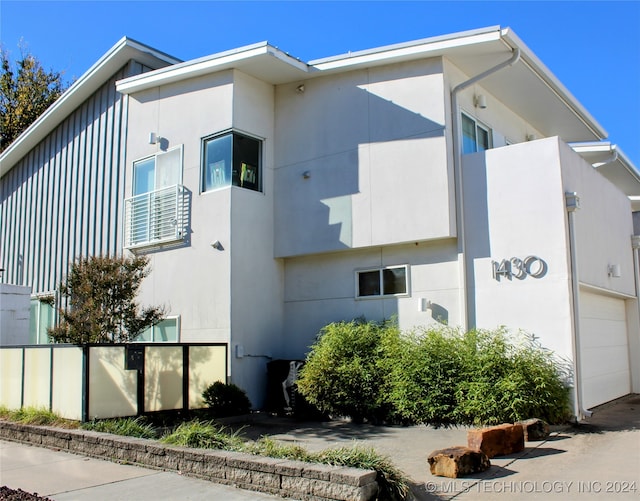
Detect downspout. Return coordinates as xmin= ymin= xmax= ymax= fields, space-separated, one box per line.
xmin=631 ymin=235 xmax=640 ymax=394
xmin=565 ymin=192 xmax=592 ymax=420
xmin=593 ymin=147 xmax=619 ymax=168
xmin=451 ymin=47 xmax=520 ymax=330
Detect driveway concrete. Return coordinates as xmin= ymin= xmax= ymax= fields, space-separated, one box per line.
xmin=1 ymin=395 xmax=638 ymax=500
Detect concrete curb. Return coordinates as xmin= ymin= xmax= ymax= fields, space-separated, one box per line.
xmin=0 ymin=421 xmax=379 ymax=501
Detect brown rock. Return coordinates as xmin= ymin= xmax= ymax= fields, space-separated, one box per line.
xmin=467 ymin=423 xmax=524 ymax=458
xmin=516 ymin=418 xmax=550 ymax=441
xmin=427 ymin=446 xmax=490 ymax=478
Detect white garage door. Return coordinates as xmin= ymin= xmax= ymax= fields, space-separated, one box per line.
xmin=579 ymin=291 xmax=630 ymax=409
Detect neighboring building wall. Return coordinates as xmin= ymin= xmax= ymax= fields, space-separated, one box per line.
xmin=0 ymin=63 xmax=144 ymax=294
xmin=0 ymin=284 xmax=31 ymax=345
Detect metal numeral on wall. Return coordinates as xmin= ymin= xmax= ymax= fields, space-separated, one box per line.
xmin=492 ymin=256 xmax=547 ymax=281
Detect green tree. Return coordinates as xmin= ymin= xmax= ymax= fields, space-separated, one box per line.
xmin=0 ymin=45 xmax=67 ymax=152
xmin=49 ymin=255 xmax=165 ymax=344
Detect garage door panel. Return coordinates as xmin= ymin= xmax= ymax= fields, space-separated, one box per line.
xmin=582 ymin=371 xmax=630 ymax=410
xmin=582 ymin=346 xmax=630 ymax=379
xmin=579 ymin=291 xmax=630 ymax=409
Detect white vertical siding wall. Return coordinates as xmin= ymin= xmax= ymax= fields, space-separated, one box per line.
xmin=0 ymin=65 xmax=136 ymax=294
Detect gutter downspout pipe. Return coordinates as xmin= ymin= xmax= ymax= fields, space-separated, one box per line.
xmin=565 ymin=192 xmax=592 ymax=420
xmin=451 ymin=47 xmax=520 ymax=330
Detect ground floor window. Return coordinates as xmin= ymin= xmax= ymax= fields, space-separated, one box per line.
xmin=134 ymin=317 xmax=180 ymax=342
xmin=29 ymin=296 xmax=55 ymax=344
xmin=356 ymin=265 xmax=409 ymax=298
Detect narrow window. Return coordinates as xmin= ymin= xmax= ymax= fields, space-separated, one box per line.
xmin=202 ymin=132 xmax=262 ymax=193
xmin=462 ymin=113 xmax=492 ymax=154
xmin=29 ymin=296 xmax=55 ymax=344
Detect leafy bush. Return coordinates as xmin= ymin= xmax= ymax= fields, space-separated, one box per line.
xmin=82 ymin=417 xmax=157 ymax=439
xmin=299 ymin=320 xmax=571 ymax=426
xmin=202 ymin=381 xmax=251 ymax=417
xmin=296 ymin=318 xmax=399 ymax=423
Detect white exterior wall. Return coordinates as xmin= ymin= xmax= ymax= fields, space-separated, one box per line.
xmin=274 ymin=58 xmax=454 ymax=258
xmin=282 ymin=240 xmax=462 ymax=358
xmin=463 ymin=137 xmax=575 ymax=359
xmin=125 ymin=73 xmax=235 ymax=345
xmin=229 ymin=72 xmax=284 ymax=405
xmin=0 ymin=284 xmax=31 ymax=345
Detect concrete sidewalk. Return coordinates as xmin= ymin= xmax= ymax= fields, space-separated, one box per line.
xmin=1 ymin=395 xmax=638 ymax=500
xmin=0 ymin=440 xmax=280 ymax=501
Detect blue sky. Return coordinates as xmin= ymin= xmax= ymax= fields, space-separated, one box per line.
xmin=2 ymin=1 xmax=639 ymax=167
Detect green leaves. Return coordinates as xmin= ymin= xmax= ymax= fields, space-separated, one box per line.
xmin=1 ymin=46 xmax=68 ymax=152
xmin=48 ymin=255 xmax=165 ymax=344
xmin=298 ymin=321 xmax=572 ymax=426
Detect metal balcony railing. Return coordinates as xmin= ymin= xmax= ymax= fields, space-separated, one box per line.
xmin=124 ymin=184 xmax=186 ymax=249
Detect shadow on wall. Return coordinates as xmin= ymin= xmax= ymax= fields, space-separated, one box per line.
xmin=275 ymin=84 xmax=446 ymax=256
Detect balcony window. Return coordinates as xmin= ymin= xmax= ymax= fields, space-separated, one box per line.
xmin=202 ymin=132 xmax=261 ymax=192
xmin=29 ymin=296 xmax=55 ymax=344
xmin=125 ymin=146 xmax=186 ymax=249
xmin=356 ymin=265 xmax=409 ymax=298
xmin=462 ymin=113 xmax=491 ymax=154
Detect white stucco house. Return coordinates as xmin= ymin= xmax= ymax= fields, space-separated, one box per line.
xmin=1 ymin=26 xmax=639 ymax=418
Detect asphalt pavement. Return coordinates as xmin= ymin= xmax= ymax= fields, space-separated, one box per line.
xmin=1 ymin=395 xmax=638 ymax=500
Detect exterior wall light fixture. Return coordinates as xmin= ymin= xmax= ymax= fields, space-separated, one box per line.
xmin=149 ymin=132 xmax=162 ymax=144
xmin=474 ymin=94 xmax=487 ymax=109
xmin=607 ymin=264 xmax=621 ymax=278
xmin=211 ymin=240 xmax=224 ymax=251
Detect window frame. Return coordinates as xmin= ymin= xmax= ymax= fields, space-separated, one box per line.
xmin=355 ymin=265 xmax=410 ymax=299
xmin=29 ymin=294 xmax=56 ymax=344
xmin=132 ymin=145 xmax=184 ymax=196
xmin=133 ymin=316 xmax=181 ymax=343
xmin=201 ymin=130 xmax=263 ymax=194
xmin=461 ymin=112 xmax=492 ymax=154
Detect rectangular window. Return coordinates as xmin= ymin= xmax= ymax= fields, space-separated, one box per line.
xmin=134 ymin=317 xmax=180 ymax=343
xmin=125 ymin=146 xmax=186 ymax=248
xmin=356 ymin=266 xmax=409 ymax=298
xmin=29 ymin=296 xmax=55 ymax=344
xmin=462 ymin=113 xmax=491 ymax=154
xmin=202 ymin=132 xmax=262 ymax=193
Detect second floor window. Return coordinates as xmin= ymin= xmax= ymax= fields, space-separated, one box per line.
xmin=202 ymin=132 xmax=262 ymax=193
xmin=462 ymin=113 xmax=491 ymax=154
xmin=125 ymin=146 xmax=186 ymax=249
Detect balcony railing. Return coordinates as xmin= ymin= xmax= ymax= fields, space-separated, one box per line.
xmin=124 ymin=184 xmax=187 ymax=249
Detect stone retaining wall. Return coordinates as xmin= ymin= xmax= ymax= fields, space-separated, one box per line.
xmin=0 ymin=421 xmax=378 ymax=501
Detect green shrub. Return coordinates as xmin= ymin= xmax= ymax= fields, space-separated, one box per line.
xmin=454 ymin=329 xmax=571 ymax=424
xmin=82 ymin=417 xmax=157 ymax=439
xmin=202 ymin=381 xmax=251 ymax=417
xmin=300 ymin=320 xmax=571 ymax=426
xmin=296 ymin=318 xmax=399 ymax=423
xmin=383 ymin=328 xmax=463 ymax=427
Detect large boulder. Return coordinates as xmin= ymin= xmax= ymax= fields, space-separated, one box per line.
xmin=467 ymin=423 xmax=524 ymax=458
xmin=516 ymin=418 xmax=550 ymax=441
xmin=427 ymin=446 xmax=490 ymax=478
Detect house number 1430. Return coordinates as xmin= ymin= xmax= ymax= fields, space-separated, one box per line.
xmin=492 ymin=256 xmax=547 ymax=280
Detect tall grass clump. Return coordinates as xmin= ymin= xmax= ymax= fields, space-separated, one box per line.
xmin=82 ymin=417 xmax=157 ymax=439
xmin=160 ymin=420 xmax=244 ymax=450
xmin=296 ymin=318 xmax=400 ymax=423
xmin=0 ymin=406 xmax=77 ymax=428
xmin=311 ymin=446 xmax=410 ymax=501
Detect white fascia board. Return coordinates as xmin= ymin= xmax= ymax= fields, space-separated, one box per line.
xmin=0 ymin=37 xmax=180 ymax=177
xmin=116 ymin=42 xmax=311 ymax=94
xmin=310 ymin=26 xmax=503 ymax=71
xmin=500 ymin=28 xmax=607 ymax=141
